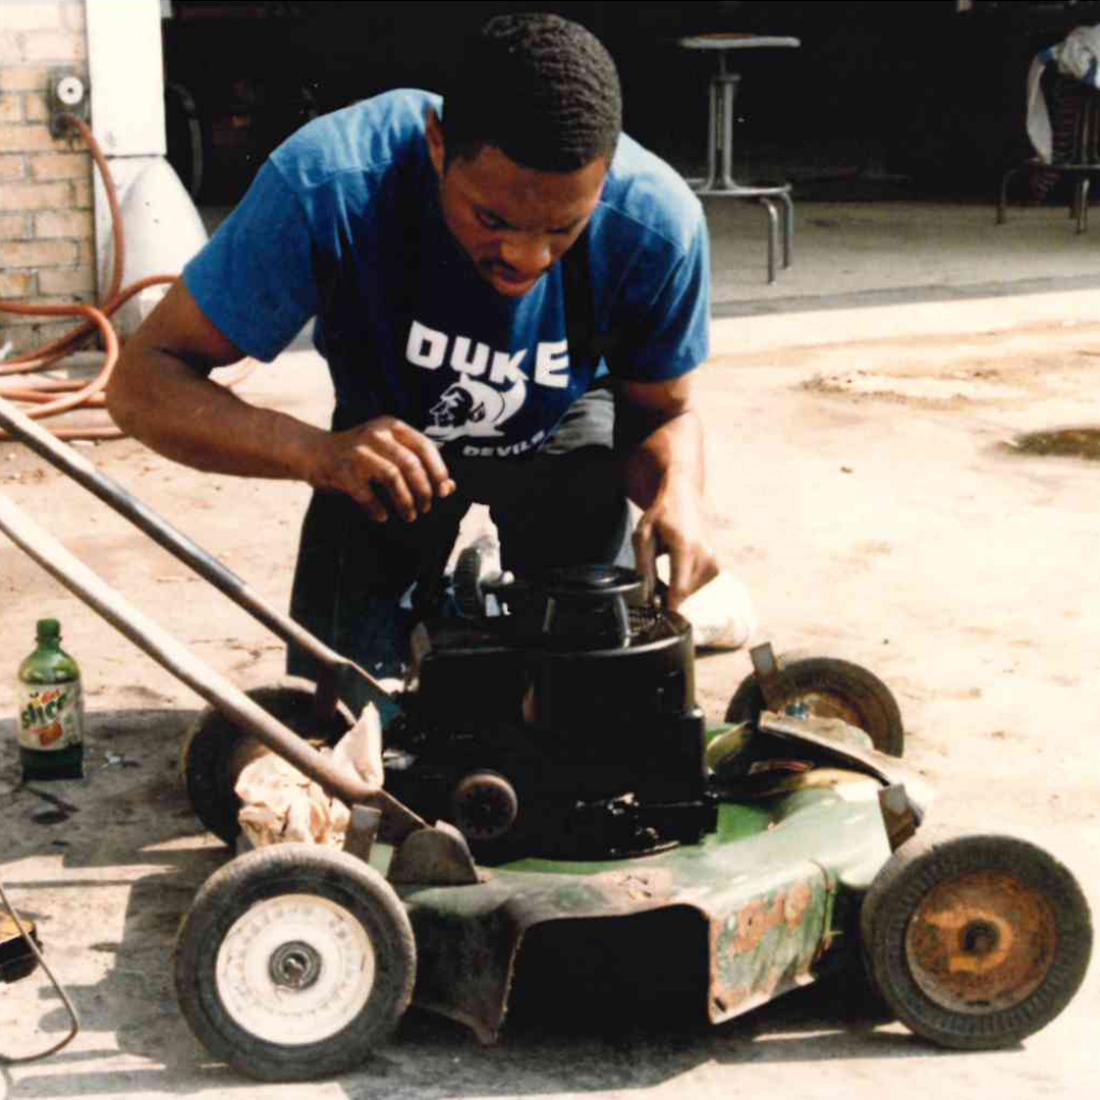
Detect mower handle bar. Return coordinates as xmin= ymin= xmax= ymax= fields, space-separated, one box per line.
xmin=0 ymin=486 xmax=424 ymax=834
xmin=0 ymin=395 xmax=394 ymax=707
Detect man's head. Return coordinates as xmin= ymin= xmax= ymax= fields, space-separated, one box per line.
xmin=426 ymin=12 xmax=622 ymax=299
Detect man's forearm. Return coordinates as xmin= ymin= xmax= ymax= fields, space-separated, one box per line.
xmin=108 ymin=339 xmax=456 ymax=523
xmin=106 ymin=280 xmax=454 ymax=522
xmin=108 ymin=349 xmax=328 ymax=483
xmin=616 ymin=376 xmax=715 ymax=606
xmin=621 ymin=406 xmax=705 ymax=509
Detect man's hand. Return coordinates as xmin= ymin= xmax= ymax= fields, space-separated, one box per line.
xmin=633 ymin=475 xmax=718 ymax=610
xmin=312 ymin=415 xmax=456 ymax=523
xmin=618 ymin=374 xmax=717 ymax=610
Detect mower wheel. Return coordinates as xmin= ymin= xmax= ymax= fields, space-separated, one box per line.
xmin=726 ymin=654 xmax=904 ymax=756
xmin=180 ymin=677 xmax=354 ymax=846
xmin=861 ymin=832 xmax=1092 ymax=1049
xmin=175 ymin=843 xmax=415 ymax=1081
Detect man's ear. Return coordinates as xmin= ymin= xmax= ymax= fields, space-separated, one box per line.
xmin=426 ymin=107 xmax=446 ymax=177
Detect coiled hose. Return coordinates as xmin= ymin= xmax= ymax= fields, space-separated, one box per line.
xmin=0 ymin=113 xmax=254 ymax=441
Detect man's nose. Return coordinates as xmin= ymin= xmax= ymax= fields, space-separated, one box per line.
xmin=499 ymin=235 xmax=552 ymax=275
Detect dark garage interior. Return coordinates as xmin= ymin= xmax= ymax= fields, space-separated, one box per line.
xmin=161 ymin=1 xmax=1100 ymax=208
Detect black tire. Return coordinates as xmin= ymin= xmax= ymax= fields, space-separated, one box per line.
xmin=175 ymin=844 xmax=415 ymax=1081
xmin=725 ymin=654 xmax=904 ymax=756
xmin=164 ymin=81 xmax=203 ymax=198
xmin=180 ymin=678 xmax=354 ymax=846
xmin=861 ymin=832 xmax=1092 ymax=1050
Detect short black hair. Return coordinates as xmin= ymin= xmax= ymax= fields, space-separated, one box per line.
xmin=442 ymin=12 xmax=622 ymax=172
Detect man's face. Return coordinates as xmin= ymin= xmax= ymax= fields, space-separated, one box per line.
xmin=427 ymin=111 xmax=609 ymax=299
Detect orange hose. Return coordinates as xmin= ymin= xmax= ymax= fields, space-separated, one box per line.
xmin=0 ymin=113 xmax=256 ymax=441
xmin=0 ymin=302 xmax=117 ymax=440
xmin=0 ymin=273 xmax=177 ymax=378
xmin=0 ymin=303 xmax=116 ymax=419
xmin=0 ymin=115 xmax=125 ymax=371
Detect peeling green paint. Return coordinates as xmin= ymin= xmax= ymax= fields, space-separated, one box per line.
xmin=395 ymin=776 xmax=892 ymax=1042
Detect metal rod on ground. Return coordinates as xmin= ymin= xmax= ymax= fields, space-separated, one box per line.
xmin=0 ymin=394 xmax=393 ymax=706
xmin=0 ymin=491 xmax=425 ymax=839
xmin=0 ymin=876 xmax=80 ymax=1063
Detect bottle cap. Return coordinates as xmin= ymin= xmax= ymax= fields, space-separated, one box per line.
xmin=36 ymin=618 xmax=61 ymax=639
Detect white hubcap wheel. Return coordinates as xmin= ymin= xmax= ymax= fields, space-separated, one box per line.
xmin=215 ymin=893 xmax=376 ymax=1045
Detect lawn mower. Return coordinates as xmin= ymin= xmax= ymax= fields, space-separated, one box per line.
xmin=0 ymin=395 xmax=1091 ymax=1082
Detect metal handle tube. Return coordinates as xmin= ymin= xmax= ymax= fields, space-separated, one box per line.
xmin=0 ymin=491 xmax=423 ymax=837
xmin=0 ymin=395 xmax=392 ymax=703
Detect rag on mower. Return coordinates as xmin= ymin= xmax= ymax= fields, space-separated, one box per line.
xmin=0 ymin=394 xmax=1092 ymax=1082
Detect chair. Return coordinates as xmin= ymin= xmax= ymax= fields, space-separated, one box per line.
xmin=998 ymin=80 xmax=1100 ymax=233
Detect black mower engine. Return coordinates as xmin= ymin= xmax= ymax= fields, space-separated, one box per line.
xmin=384 ymin=564 xmax=717 ymax=862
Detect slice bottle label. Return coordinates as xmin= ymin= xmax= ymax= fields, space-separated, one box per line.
xmin=17 ymin=680 xmax=84 ymax=752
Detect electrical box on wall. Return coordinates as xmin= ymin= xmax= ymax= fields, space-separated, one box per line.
xmin=47 ymin=69 xmax=90 ymax=138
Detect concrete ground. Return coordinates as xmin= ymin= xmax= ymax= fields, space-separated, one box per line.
xmin=708 ymin=197 xmax=1100 ymax=313
xmin=2 ymin=209 xmax=1100 ymax=1097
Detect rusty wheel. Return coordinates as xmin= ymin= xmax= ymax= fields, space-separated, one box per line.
xmin=861 ymin=832 xmax=1092 ymax=1049
xmin=726 ymin=654 xmax=904 ymax=756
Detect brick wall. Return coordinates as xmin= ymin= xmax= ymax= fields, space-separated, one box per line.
xmin=0 ymin=0 xmax=94 ymax=354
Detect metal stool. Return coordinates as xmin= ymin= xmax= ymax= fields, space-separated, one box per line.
xmin=998 ymin=85 xmax=1100 ymax=233
xmin=680 ymin=33 xmax=800 ymax=283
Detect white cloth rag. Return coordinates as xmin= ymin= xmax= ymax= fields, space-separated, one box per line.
xmin=1026 ymin=24 xmax=1100 ymax=163
xmin=667 ymin=567 xmax=759 ymax=650
xmin=235 ymin=702 xmax=385 ymax=848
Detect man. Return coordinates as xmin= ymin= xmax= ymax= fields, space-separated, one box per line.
xmin=107 ymin=13 xmax=717 ymax=710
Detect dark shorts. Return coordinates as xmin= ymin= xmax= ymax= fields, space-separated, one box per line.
xmin=287 ymin=388 xmax=631 ymax=713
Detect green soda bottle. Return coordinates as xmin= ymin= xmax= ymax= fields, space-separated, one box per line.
xmin=16 ymin=618 xmax=84 ymax=781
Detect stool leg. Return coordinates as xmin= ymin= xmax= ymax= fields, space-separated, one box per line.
xmin=702 ymin=77 xmax=719 ymax=192
xmin=778 ymin=190 xmax=794 ymax=267
xmin=718 ymin=75 xmax=738 ymax=190
xmin=1078 ymin=177 xmax=1091 ymax=233
xmin=996 ymin=166 xmax=1021 ymax=225
xmin=760 ymin=197 xmax=779 ymax=284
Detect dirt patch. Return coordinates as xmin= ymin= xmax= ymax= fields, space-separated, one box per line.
xmin=1007 ymin=427 xmax=1100 ymax=460
xmin=799 ymin=368 xmax=1025 ymax=408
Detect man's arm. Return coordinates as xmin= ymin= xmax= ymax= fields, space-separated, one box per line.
xmin=107 ymin=281 xmax=454 ymax=523
xmin=616 ymin=372 xmax=718 ymax=609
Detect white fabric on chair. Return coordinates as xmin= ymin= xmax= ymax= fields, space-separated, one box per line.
xmin=1026 ymin=24 xmax=1100 ymax=163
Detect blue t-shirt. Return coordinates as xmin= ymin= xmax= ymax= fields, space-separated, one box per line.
xmin=184 ymin=89 xmax=710 ymax=459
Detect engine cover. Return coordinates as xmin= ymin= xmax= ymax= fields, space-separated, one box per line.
xmin=387 ymin=566 xmax=717 ymax=861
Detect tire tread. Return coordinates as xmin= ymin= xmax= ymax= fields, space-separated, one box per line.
xmin=175 ymin=844 xmax=415 ymax=1080
xmin=861 ymin=831 xmax=1092 ymax=1050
